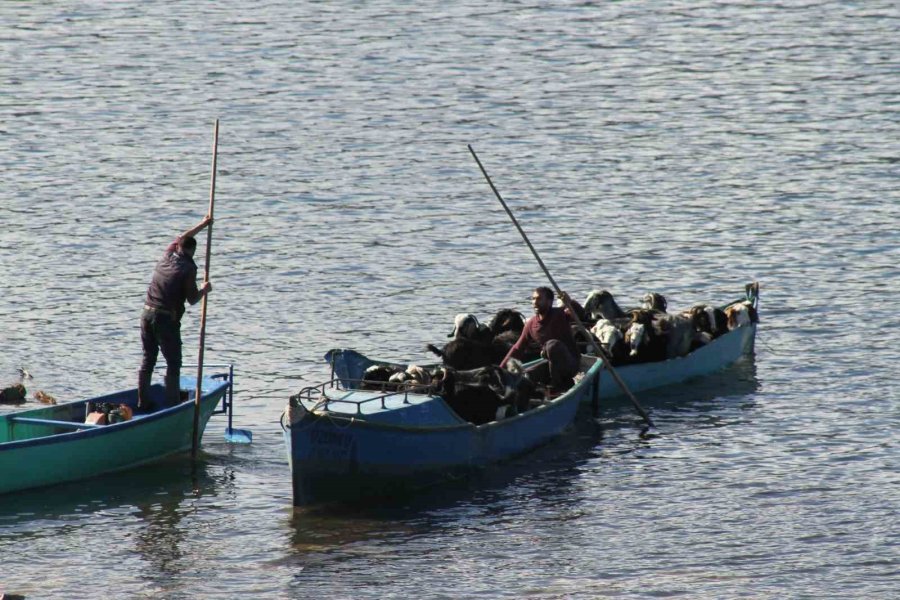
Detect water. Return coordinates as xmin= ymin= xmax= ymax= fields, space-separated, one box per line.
xmin=1 ymin=1 xmax=898 ymax=597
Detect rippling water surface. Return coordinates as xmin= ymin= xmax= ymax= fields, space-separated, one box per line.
xmin=1 ymin=1 xmax=898 ymax=598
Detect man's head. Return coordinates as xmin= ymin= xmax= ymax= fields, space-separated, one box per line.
xmin=179 ymin=236 xmax=198 ymax=258
xmin=531 ymin=286 xmax=554 ymax=316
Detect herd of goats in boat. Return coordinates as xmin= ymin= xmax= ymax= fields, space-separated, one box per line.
xmin=355 ymin=289 xmax=758 ymax=425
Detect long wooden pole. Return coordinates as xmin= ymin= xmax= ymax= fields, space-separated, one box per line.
xmin=467 ymin=144 xmax=655 ymax=430
xmin=192 ymin=119 xmax=218 ymax=459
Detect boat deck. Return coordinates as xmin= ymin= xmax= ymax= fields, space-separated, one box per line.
xmin=292 ymin=380 xmax=466 ymax=427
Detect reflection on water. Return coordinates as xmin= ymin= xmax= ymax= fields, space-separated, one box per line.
xmin=2 ymin=0 xmax=899 ymax=596
xmin=0 ymin=457 xmax=234 ymax=597
xmin=133 ymin=471 xmax=207 ymax=581
xmin=1 ymin=458 xmax=225 ymax=518
xmin=0 ymin=459 xmax=227 ymax=540
xmin=599 ymin=355 xmax=761 ymax=426
xmin=288 ymin=510 xmax=417 ymax=553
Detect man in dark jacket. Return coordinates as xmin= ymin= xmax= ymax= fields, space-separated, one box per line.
xmin=138 ymin=215 xmax=212 ymax=410
xmin=500 ymin=286 xmax=583 ymax=393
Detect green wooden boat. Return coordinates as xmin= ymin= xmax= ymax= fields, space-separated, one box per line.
xmin=0 ymin=370 xmax=232 ymax=495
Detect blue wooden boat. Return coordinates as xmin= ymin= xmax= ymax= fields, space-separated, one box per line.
xmin=595 ymin=318 xmax=756 ymax=399
xmin=282 ymin=285 xmax=759 ymax=505
xmin=281 ymin=356 xmax=603 ymax=506
xmin=0 ymin=366 xmax=235 ymax=495
xmin=327 ymin=285 xmax=759 ymax=403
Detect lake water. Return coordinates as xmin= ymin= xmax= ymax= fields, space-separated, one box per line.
xmin=1 ymin=1 xmax=898 ymax=597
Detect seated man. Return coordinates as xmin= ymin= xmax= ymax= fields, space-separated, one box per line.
xmin=500 ymin=286 xmax=583 ymax=393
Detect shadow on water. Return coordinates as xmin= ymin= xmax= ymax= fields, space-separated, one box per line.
xmin=129 ymin=463 xmax=227 ymax=588
xmin=285 ymin=356 xmax=761 ymax=553
xmin=0 ymin=455 xmax=232 ymax=531
xmin=597 ymin=355 xmax=761 ymax=428
xmin=0 ymin=455 xmax=235 ymax=597
xmin=283 ymin=448 xmax=592 ymax=561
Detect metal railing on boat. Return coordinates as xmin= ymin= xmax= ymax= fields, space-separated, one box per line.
xmin=289 ymin=378 xmax=435 ymax=416
xmin=206 ymin=363 xmax=235 ymax=417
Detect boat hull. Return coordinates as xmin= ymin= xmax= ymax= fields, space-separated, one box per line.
xmin=0 ymin=376 xmax=229 ymax=495
xmin=595 ymin=323 xmax=756 ymax=398
xmin=284 ymin=363 xmax=599 ymax=505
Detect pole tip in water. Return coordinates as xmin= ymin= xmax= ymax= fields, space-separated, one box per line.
xmin=639 ymin=425 xmax=659 ymax=440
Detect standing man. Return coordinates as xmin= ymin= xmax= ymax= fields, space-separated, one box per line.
xmin=500 ymin=286 xmax=584 ymax=393
xmin=138 ymin=215 xmax=213 ymax=411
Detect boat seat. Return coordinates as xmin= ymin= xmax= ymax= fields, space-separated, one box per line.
xmin=10 ymin=416 xmax=103 ymax=430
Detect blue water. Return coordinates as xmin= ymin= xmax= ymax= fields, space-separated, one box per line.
xmin=1 ymin=1 xmax=898 ymax=597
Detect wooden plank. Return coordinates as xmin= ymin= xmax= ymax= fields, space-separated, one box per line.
xmin=10 ymin=417 xmax=102 ymax=430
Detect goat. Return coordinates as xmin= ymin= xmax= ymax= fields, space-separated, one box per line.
xmin=641 ymin=292 xmax=668 ymax=313
xmin=583 ymin=290 xmax=627 ymax=322
xmin=360 ymin=364 xmax=405 ymax=390
xmin=655 ymin=313 xmax=695 ymax=358
xmin=687 ymin=304 xmax=729 ymax=339
xmin=433 ymin=364 xmax=536 ymax=425
xmin=488 ymin=308 xmax=526 ymax=338
xmin=426 ymin=339 xmax=496 ymax=371
xmin=487 ymin=308 xmax=529 ymax=362
xmin=623 ymin=309 xmax=667 ymax=363
xmin=590 ymin=318 xmax=628 ymax=364
xmin=625 ymin=308 xmax=698 ymax=363
xmin=447 ymin=313 xmax=492 ymax=342
xmin=387 ymin=364 xmax=434 ymax=390
xmin=724 ymin=302 xmax=755 ymax=330
xmin=429 ymin=308 xmax=531 ymax=370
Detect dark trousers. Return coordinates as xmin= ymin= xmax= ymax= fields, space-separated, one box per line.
xmin=539 ymin=339 xmax=578 ymax=391
xmin=138 ymin=309 xmax=182 ymax=409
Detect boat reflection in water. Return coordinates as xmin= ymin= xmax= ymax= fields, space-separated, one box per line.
xmin=596 ymin=354 xmax=761 ymax=427
xmin=0 ymin=457 xmax=231 ymax=588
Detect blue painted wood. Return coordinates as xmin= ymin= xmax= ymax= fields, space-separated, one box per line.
xmin=0 ymin=373 xmax=231 ymax=495
xmin=283 ymin=360 xmax=600 ymax=505
xmin=594 ymin=323 xmax=756 ymax=398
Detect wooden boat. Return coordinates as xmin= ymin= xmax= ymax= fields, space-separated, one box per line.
xmin=282 ymin=284 xmax=758 ymax=505
xmin=0 ymin=368 xmax=234 ymax=495
xmin=281 ymin=356 xmax=604 ymax=506
xmin=327 ymin=284 xmax=759 ymax=403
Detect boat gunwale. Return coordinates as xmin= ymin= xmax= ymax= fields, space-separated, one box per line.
xmin=288 ymin=361 xmax=602 ymax=434
xmin=0 ymin=380 xmax=229 ymax=453
xmin=599 ymin=321 xmax=756 ymax=371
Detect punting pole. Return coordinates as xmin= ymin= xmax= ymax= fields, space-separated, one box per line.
xmin=193 ymin=119 xmax=219 ymax=459
xmin=467 ymin=144 xmax=655 ymax=431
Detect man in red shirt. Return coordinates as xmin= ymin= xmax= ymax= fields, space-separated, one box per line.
xmin=500 ymin=286 xmax=583 ymax=392
xmin=138 ymin=215 xmax=212 ymax=411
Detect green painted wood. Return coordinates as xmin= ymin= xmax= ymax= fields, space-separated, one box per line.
xmin=9 ymin=417 xmax=103 ymax=430
xmin=0 ymin=380 xmax=227 ymax=495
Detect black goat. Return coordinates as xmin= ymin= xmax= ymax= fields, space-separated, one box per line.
xmin=583 ymin=290 xmax=627 ymax=322
xmin=433 ymin=365 xmax=535 ymax=425
xmin=429 ymin=308 xmax=530 ymax=370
